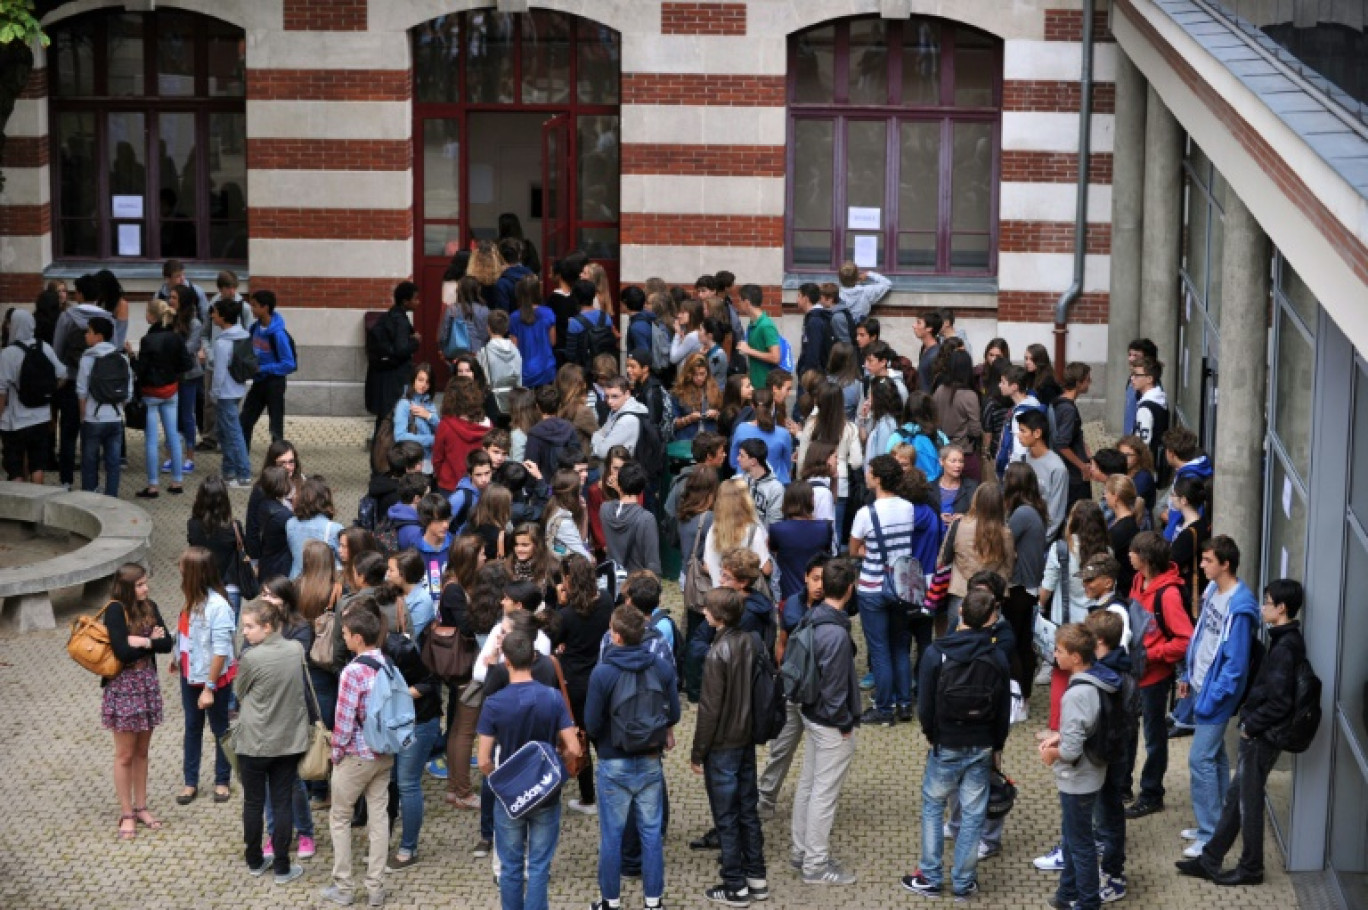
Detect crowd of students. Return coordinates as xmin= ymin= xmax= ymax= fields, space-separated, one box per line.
xmin=21 ymin=246 xmax=1315 ymax=910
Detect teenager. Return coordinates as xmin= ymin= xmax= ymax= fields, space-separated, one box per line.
xmin=1051 ymin=363 xmax=1093 ymax=508
xmin=77 ymin=316 xmax=134 ymax=496
xmin=241 ymin=290 xmax=297 ymax=450
xmin=600 ymin=462 xmax=661 ymax=575
xmin=365 ymin=281 xmax=422 ymax=436
xmin=831 ymin=263 xmax=890 ymax=344
xmin=932 ymin=351 xmax=983 ymax=480
xmin=1003 ymin=462 xmax=1048 ymax=704
xmin=592 ymin=377 xmax=651 ymax=460
xmin=913 ymin=310 xmax=943 ymax=392
xmin=1159 ymin=426 xmax=1214 ymax=540
xmin=1130 ymin=357 xmax=1169 ymax=468
xmin=0 ymin=308 xmax=66 ymax=484
xmin=1084 ymin=608 xmax=1133 ymax=902
xmin=672 ymin=351 xmax=722 ymax=442
xmin=175 ymin=546 xmax=237 ymax=805
xmin=1121 ymin=338 xmax=1158 ymax=436
xmin=733 ymin=284 xmax=781 ymax=390
xmin=795 ymin=283 xmax=835 ymax=377
xmin=735 ymin=438 xmax=785 ymax=528
xmin=1015 ymin=409 xmax=1068 ymax=541
xmin=993 ymin=365 xmax=1045 ymax=481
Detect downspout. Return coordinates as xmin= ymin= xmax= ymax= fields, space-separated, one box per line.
xmin=1053 ymin=0 xmax=1096 ymax=369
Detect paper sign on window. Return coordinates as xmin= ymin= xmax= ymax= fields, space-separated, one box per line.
xmin=117 ymin=224 xmax=141 ymax=257
xmin=853 ymin=235 xmax=879 ymax=269
xmin=112 ymin=195 xmax=143 ymax=219
xmin=847 ymin=207 xmax=880 ymax=230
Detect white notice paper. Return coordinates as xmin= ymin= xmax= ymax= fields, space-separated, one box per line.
xmin=847 ymin=206 xmax=881 ymax=230
xmin=1280 ymin=547 xmax=1289 ymax=578
xmin=117 ymin=224 xmax=141 ymax=257
xmin=853 ymin=235 xmax=878 ymax=268
xmin=1282 ymin=475 xmax=1293 ymax=519
xmin=112 ymin=195 xmax=143 ymax=219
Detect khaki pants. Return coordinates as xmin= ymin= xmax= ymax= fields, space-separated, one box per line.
xmin=330 ymin=754 xmax=394 ymax=898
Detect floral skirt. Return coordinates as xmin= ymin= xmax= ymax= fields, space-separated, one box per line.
xmin=102 ymin=661 xmax=164 ymax=733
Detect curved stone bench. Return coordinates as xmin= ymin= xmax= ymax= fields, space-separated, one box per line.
xmin=0 ymin=483 xmax=152 ymax=633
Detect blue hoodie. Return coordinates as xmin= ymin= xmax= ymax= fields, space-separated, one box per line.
xmin=583 ymin=642 xmax=681 ymax=760
xmin=1184 ymin=579 xmax=1260 ymax=725
xmin=448 ymin=476 xmax=481 ymax=534
xmin=627 ymin=310 xmax=657 ymax=357
xmin=386 ymin=501 xmax=424 ymax=552
xmin=415 ymin=531 xmax=453 ymax=598
xmin=888 ymin=422 xmax=949 ymax=481
xmin=250 ymin=313 xmax=296 ymax=377
xmin=1163 ymin=456 xmax=1214 ymax=540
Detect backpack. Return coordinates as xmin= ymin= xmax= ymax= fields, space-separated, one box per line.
xmin=867 ymin=503 xmax=926 ymax=612
xmin=15 ymin=341 xmax=58 ymax=408
xmin=1265 ymin=655 xmax=1322 ymax=753
xmin=440 ymin=306 xmax=472 ymax=359
xmin=1072 ymin=674 xmax=1133 ymax=766
xmin=776 ymin=335 xmax=794 ymax=373
xmin=268 ymin=326 xmax=298 ymax=375
xmin=88 ymin=351 xmax=130 ymax=409
xmin=751 ymin=635 xmax=788 ymax=745
xmin=934 ymin=648 xmax=1003 ymax=738
xmin=608 ymin=666 xmax=671 ymax=753
xmin=60 ymin=324 xmax=90 ymax=371
xmin=573 ymin=311 xmax=617 ymax=366
xmin=375 ymin=515 xmax=417 ymax=556
xmin=450 ymin=487 xmax=477 ymax=535
xmin=487 ymin=739 xmax=564 ymax=820
xmin=480 ymin=345 xmax=521 ymax=413
xmin=356 ymin=495 xmax=378 ymax=531
xmin=779 ymin=614 xmax=821 ymax=707
xmin=1121 ymin=593 xmax=1155 ymax=681
xmin=649 ymin=319 xmax=671 ymax=373
xmin=228 ymin=336 xmax=259 ymax=383
xmin=651 ymin=606 xmax=686 ymax=690
xmin=354 ymin=654 xmax=417 ymax=754
xmin=631 ymin=411 xmax=666 ymax=482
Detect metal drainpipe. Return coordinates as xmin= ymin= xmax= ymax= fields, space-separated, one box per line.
xmin=1053 ymin=0 xmax=1096 ymax=369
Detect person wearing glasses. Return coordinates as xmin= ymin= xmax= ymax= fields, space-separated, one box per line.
xmin=1130 ymin=357 xmax=1169 ymax=468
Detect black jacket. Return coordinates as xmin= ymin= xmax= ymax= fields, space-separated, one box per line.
xmin=634 ymin=376 xmax=666 ymax=430
xmin=1240 ymin=621 xmax=1304 ymax=740
xmin=799 ymin=604 xmax=861 ymax=733
xmin=103 ymin=599 xmax=174 ymax=687
xmin=692 ymin=626 xmax=755 ymax=764
xmin=385 ymin=630 xmax=442 ymax=724
xmin=917 ymin=626 xmax=1012 ymax=751
xmin=797 ymin=307 xmax=835 ymax=376
xmin=135 ymin=323 xmax=194 ymax=388
xmin=254 ymin=499 xmax=294 ymax=582
xmin=187 ymin=518 xmax=243 ymax=594
xmin=365 ymin=304 xmax=418 ymax=415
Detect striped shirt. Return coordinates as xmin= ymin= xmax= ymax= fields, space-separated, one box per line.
xmin=851 ymin=498 xmax=919 ymax=591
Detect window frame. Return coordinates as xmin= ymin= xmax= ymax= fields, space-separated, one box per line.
xmin=48 ymin=10 xmax=246 ymax=264
xmin=784 ymin=16 xmax=1003 ymax=278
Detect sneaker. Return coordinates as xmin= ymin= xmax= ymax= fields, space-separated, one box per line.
xmin=319 ymin=885 xmax=354 ymax=906
xmin=368 ymin=888 xmax=385 ymax=908
xmin=298 ymin=835 xmax=316 ymax=859
xmin=567 ymin=798 xmax=598 ymax=816
xmin=1099 ymin=874 xmax=1126 ymax=903
xmin=1047 ymin=899 xmax=1075 ymax=909
xmin=689 ymin=828 xmax=721 ymax=850
xmin=943 ymin=823 xmax=955 ymax=840
xmin=472 ymin=839 xmax=492 ymax=858
xmin=1182 ymin=840 xmax=1208 ymax=859
xmin=1033 ymin=845 xmax=1065 ymax=872
xmin=1175 ymin=857 xmax=1217 ymax=880
xmin=263 ymin=841 xmax=274 ymax=861
xmin=745 ymin=878 xmax=768 ymax=901
xmin=248 ymin=859 xmax=269 ymax=878
xmin=802 ymin=861 xmax=856 ymax=885
xmin=386 ymin=851 xmax=418 ymax=872
xmin=859 ymin=672 xmax=875 ymax=690
xmin=1035 ymin=663 xmax=1054 ymax=686
xmin=859 ymin=707 xmax=896 ymax=727
xmin=954 ymin=881 xmax=980 ymax=902
xmin=182 ymin=459 xmax=194 ymax=473
xmin=789 ymin=852 xmax=805 ymax=872
xmin=1096 ymin=841 xmax=1106 ymax=856
xmin=226 ymin=477 xmax=252 ymax=489
xmin=978 ymin=842 xmax=1000 ymax=860
xmin=160 ymin=459 xmax=173 ymax=473
xmin=901 ymin=873 xmax=941 ymax=897
xmin=426 ymin=758 xmax=449 ymax=780
xmin=896 ymin=704 xmax=916 ymax=723
xmin=275 ymin=863 xmax=305 ymax=885
xmin=703 ymin=884 xmax=751 ymax=907
xmin=757 ymin=801 xmax=775 ymax=821
xmin=1124 ymin=800 xmax=1163 ymax=820
xmin=1179 ymin=828 xmax=1201 ymax=841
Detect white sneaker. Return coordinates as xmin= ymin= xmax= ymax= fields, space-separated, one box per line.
xmin=978 ymin=841 xmax=1000 ymax=860
xmin=1179 ymin=828 xmax=1201 ymax=841
xmin=943 ymin=823 xmax=955 ymax=840
xmin=1182 ymin=841 xmax=1207 ymax=859
xmin=566 ymin=799 xmax=598 ymax=816
xmin=1034 ymin=663 xmax=1054 ymax=686
xmin=1033 ymin=844 xmax=1065 ymax=871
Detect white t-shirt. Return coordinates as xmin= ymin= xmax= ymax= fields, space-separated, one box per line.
xmin=1191 ymin=585 xmax=1234 ymax=690
xmin=851 ymin=497 xmax=918 ymax=591
xmin=472 ymin=623 xmax=552 ymax=683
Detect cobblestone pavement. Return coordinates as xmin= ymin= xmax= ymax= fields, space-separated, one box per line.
xmin=0 ymin=417 xmax=1299 ymax=910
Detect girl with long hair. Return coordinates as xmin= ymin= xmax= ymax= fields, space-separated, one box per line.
xmin=670 ymin=351 xmax=721 ymax=441
xmin=729 ymin=388 xmax=794 ymax=484
xmin=174 ymin=546 xmax=236 ymax=805
xmin=187 ymin=474 xmax=250 ymax=611
xmin=286 ymin=477 xmax=344 ymax=579
xmin=505 ymin=387 xmax=539 ymax=463
xmin=245 ymin=439 xmax=302 ymax=557
xmin=466 ymin=240 xmax=508 ymax=305
xmin=94 ymin=268 xmax=130 ymax=348
xmin=797 ymin=381 xmax=865 ymax=539
xmin=586 ymin=446 xmax=628 ymax=556
xmin=555 ymin=363 xmax=600 ymax=453
xmin=336 ymin=526 xmax=379 ymax=595
xmin=103 ymin=563 xmax=173 ymax=839
xmin=933 ymin=350 xmax=983 ymax=479
xmin=828 ymin=341 xmax=864 ymax=419
xmin=443 ymin=274 xmax=492 ymax=357
xmin=393 ymin=362 xmax=439 ymax=470
xmin=1003 ymin=462 xmax=1049 ymax=699
xmin=1116 ymin=434 xmax=1158 ymax=514
xmin=509 ymin=521 xmax=558 ymax=593
xmin=716 ymin=373 xmax=754 ymax=439
xmin=469 ymin=482 xmax=513 ymax=560
xmin=134 ymin=297 xmax=191 ymax=498
xmin=1023 ymin=343 xmax=1061 ymax=406
xmin=861 ymin=375 xmax=903 ymax=462
xmin=676 ymin=464 xmax=719 ymax=699
xmin=438 ymin=539 xmax=495 ymax=807
xmin=551 ymin=552 xmax=614 ymax=812
xmin=167 ymin=282 xmax=205 ymax=466
xmin=670 ymin=298 xmax=706 ymax=367
xmin=980 ymin=357 xmax=1014 ymax=460
xmin=451 ymin=352 xmax=505 ymax=429
xmin=1039 ymin=499 xmax=1113 ymax=730
xmin=1105 ymin=473 xmax=1145 ymax=595
xmin=799 ymin=441 xmax=839 ymax=528
xmin=943 ymin=481 xmax=1015 ymax=631
xmin=975 ymin=337 xmax=1010 ymax=398
xmin=544 ymin=468 xmax=592 ymax=559
xmin=433 ymin=377 xmax=491 ymax=495
xmin=509 ymin=275 xmax=557 ymax=387
xmin=704 ymin=477 xmax=772 ymax=585
xmin=296 ymin=537 xmax=343 ymax=784
xmin=248 ymin=466 xmax=294 ymax=583
xmin=890 ymin=390 xmax=949 ymax=481
xmin=584 ymin=261 xmax=614 ymax=314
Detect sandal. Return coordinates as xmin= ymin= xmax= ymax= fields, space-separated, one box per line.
xmin=135 ymin=488 xmax=160 ymax=499
xmin=133 ymin=806 xmax=163 ymax=830
xmin=176 ymin=786 xmax=198 ymax=805
xmin=213 ymin=786 xmax=232 ymax=803
xmin=117 ymin=814 xmax=136 ymax=840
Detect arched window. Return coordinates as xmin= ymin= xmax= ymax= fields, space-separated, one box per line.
xmin=48 ymin=10 xmax=247 ymax=262
xmin=787 ymin=16 xmax=1001 ymax=277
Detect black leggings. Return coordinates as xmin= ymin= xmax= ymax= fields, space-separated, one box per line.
xmin=1004 ymin=586 xmax=1040 ymax=699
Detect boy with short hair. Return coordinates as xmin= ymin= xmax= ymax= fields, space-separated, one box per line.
xmin=210 ymin=298 xmax=253 ymax=487
xmin=624 ymin=287 xmax=655 ymax=356
xmin=692 ymin=587 xmax=768 ymax=906
xmin=241 ymin=289 xmax=296 ymax=450
xmin=1015 ymin=409 xmax=1069 ymax=540
xmin=601 ymin=462 xmax=661 ymax=575
xmin=76 ymin=315 xmax=134 ymax=496
xmin=448 ymin=449 xmax=492 ymax=534
xmin=387 ymin=471 xmax=431 ymax=552
xmin=483 ymin=428 xmax=510 ymax=473
xmin=795 ymin=283 xmax=834 ymax=377
xmin=478 ymin=308 xmax=522 ymax=415
xmin=1130 ymin=357 xmax=1169 ymax=467
xmin=1159 ymin=426 xmax=1213 ymax=540
xmin=832 ymin=262 xmax=890 ymax=345
xmin=1122 ymin=338 xmax=1158 ymax=437
xmin=733 ymin=285 xmax=781 ymax=391
xmin=1053 ymin=363 xmax=1093 ymax=508
xmin=994 ymin=364 xmax=1045 ymax=480
xmin=862 ymin=341 xmax=909 ymax=405
xmin=736 ymin=438 xmax=784 ymax=527
xmin=854 ymin=318 xmax=879 ymax=365
xmin=415 ymin=492 xmax=453 ymax=598
xmin=198 ymin=269 xmax=246 ymax=453
xmin=913 ymin=310 xmax=944 ymax=391
xmin=1084 ymin=608 xmax=1133 ymax=902
xmin=702 ymin=318 xmax=729 ymax=390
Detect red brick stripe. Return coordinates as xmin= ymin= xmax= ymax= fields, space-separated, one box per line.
xmin=1001 ymin=150 xmax=1113 ymax=184
xmin=0 ymin=273 xmax=44 ymax=304
xmin=284 ymin=0 xmax=366 ymax=31
xmin=2 ymin=137 xmax=49 ymax=168
xmin=662 ymin=2 xmax=746 ymax=35
xmin=1044 ymin=9 xmax=1115 ymax=43
xmin=1117 ymin=0 xmax=1368 ymax=285
xmin=247 ymin=69 xmax=410 ymax=102
xmin=1003 ymin=80 xmax=1116 ymax=114
xmin=247 ymin=277 xmax=401 ymax=308
xmin=621 ymin=213 xmax=784 ymax=246
xmin=247 ymin=138 xmax=410 ymax=171
xmin=19 ymin=69 xmax=46 ymax=100
xmin=1000 ymin=220 xmax=1110 ymax=255
xmin=622 ymin=73 xmax=785 ymax=106
xmin=621 ymin=143 xmax=785 ymax=177
xmin=251 ymin=208 xmax=412 ymax=241
xmin=998 ymin=290 xmax=1110 ymax=323
xmin=0 ymin=204 xmax=51 ymax=236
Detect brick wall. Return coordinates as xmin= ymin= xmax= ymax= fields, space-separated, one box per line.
xmin=284 ymin=0 xmax=367 ymax=31
xmin=621 ymin=214 xmax=784 ymax=247
xmin=999 ymin=291 xmax=1110 ymax=323
xmin=621 ymin=73 xmax=785 ymax=106
xmin=621 ymin=144 xmax=786 ymax=177
xmin=1003 ymin=80 xmax=1116 ymax=114
xmin=1001 ymin=151 xmax=1114 ymax=184
xmin=247 ymin=138 xmax=410 ymax=171
xmin=1044 ymin=8 xmax=1114 ymax=43
xmin=251 ymin=208 xmax=412 ymax=241
xmin=247 ymin=69 xmax=410 ymax=102
xmin=661 ymin=2 xmax=746 ymax=35
xmin=1000 ymin=221 xmax=1111 ymax=255
xmin=0 ymin=204 xmax=51 ymax=236
xmin=247 ymin=277 xmax=398 ymax=308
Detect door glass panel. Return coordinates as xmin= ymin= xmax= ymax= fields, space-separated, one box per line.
xmin=156 ymin=10 xmax=197 ymax=96
xmin=793 ymin=120 xmax=833 ymax=233
xmin=951 ymin=121 xmax=992 ymax=234
xmin=522 ymin=11 xmax=571 ymax=104
xmin=209 ymin=112 xmax=247 ymax=259
xmin=1330 ymin=729 xmax=1368 ymax=908
xmin=423 ymin=119 xmax=461 ymax=221
xmin=207 ymin=19 xmax=246 ymax=97
xmin=466 ymin=11 xmax=515 ymax=104
xmin=1207 ymin=194 xmax=1225 ymax=328
xmin=158 ymin=112 xmax=198 ymax=258
xmin=108 ymin=14 xmax=145 ymax=96
xmin=1273 ymin=309 xmax=1315 ymax=482
xmin=847 ymin=19 xmax=889 ymax=105
xmin=1177 ymin=300 xmax=1205 ymax=431
xmin=578 ymin=228 xmax=619 ymax=260
xmin=1267 ymin=454 xmax=1307 ymax=584
xmin=52 ymin=17 xmax=96 ymax=97
xmin=902 ymin=19 xmax=941 ymax=105
xmin=793 ymin=24 xmax=835 ymax=104
xmin=900 ymin=121 xmax=939 ymax=231
xmin=57 ymin=113 xmax=97 ymax=219
xmin=424 ymin=224 xmax=462 ymax=257
xmin=576 ymin=19 xmax=620 ymax=105
xmin=793 ymin=231 xmax=831 ymax=268
xmin=953 ymin=29 xmax=996 ymax=106
xmin=578 ymin=115 xmax=619 ymax=221
xmin=414 ymin=16 xmax=461 ymax=102
xmin=1352 ymin=366 xmax=1368 ymax=522
xmin=1281 ymin=258 xmax=1320 ymax=334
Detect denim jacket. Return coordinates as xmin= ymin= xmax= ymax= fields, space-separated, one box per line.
xmin=394 ymin=393 xmax=439 ymax=456
xmin=287 ymin=514 xmax=343 ymax=578
xmin=185 ymin=591 xmax=236 ymax=685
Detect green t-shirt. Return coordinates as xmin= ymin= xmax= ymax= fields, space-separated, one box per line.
xmin=746 ymin=312 xmax=779 ymax=388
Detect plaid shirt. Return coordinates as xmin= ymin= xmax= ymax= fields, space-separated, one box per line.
xmin=332 ymin=649 xmax=383 ymax=763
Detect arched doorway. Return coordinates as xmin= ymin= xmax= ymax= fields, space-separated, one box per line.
xmin=412 ymin=9 xmax=621 ymax=382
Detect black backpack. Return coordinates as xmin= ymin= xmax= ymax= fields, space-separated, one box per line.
xmin=87 ymin=351 xmax=130 ymax=409
xmin=750 ymin=634 xmax=788 ymax=745
xmin=651 ymin=607 xmax=686 ymax=691
xmin=228 ymin=336 xmax=259 ymax=384
xmin=631 ymin=411 xmax=666 ymax=482
xmin=1072 ymin=674 xmax=1134 ymax=765
xmin=59 ymin=323 xmax=89 ymax=371
xmin=573 ymin=311 xmax=617 ymax=366
xmin=1265 ymin=656 xmax=1322 ymax=754
xmin=15 ymin=342 xmax=58 ymax=408
xmin=608 ymin=666 xmax=671 ymax=753
xmin=934 ymin=648 xmax=1003 ymax=737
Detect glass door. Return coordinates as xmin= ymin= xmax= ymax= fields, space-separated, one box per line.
xmin=541 ymin=112 xmax=572 ymax=292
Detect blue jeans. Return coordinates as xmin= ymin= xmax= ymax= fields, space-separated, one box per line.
xmin=143 ymin=394 xmax=183 ymax=487
xmin=80 ymin=420 xmax=122 ymax=495
xmin=1189 ymin=720 xmax=1231 ymax=842
xmin=1136 ymin=678 xmax=1171 ymax=804
xmin=264 ymin=776 xmax=315 ymax=838
xmin=481 ymin=777 xmax=494 ymax=841
xmin=703 ymin=746 xmax=766 ymax=890
xmin=178 ymin=379 xmax=200 ymax=452
xmin=493 ymin=800 xmax=562 ymax=910
xmin=393 ymin=717 xmax=442 ymax=854
xmin=919 ymin=746 xmax=992 ymax=894
xmin=1058 ymin=790 xmax=1101 ymax=910
xmin=857 ymin=590 xmax=912 ymax=712
xmin=180 ymin=676 xmax=232 ymax=787
xmin=1095 ymin=746 xmax=1127 ymax=878
xmin=597 ymin=756 xmax=666 ymax=901
xmin=216 ymin=397 xmax=251 ymax=481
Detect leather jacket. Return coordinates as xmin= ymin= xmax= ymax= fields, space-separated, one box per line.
xmin=690 ymin=626 xmax=755 ymax=765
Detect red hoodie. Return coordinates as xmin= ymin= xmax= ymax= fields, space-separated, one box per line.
xmin=1129 ymin=562 xmax=1195 ymax=688
xmin=432 ymin=416 xmax=489 ymax=493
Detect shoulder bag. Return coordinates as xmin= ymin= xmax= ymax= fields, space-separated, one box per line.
xmin=67 ymin=601 xmax=123 ymax=679
xmin=231 ymin=521 xmax=260 ymax=601
xmin=682 ymin=513 xmax=714 ymax=612
xmin=924 ymin=517 xmax=960 ymax=615
xmin=298 ymin=649 xmax=333 ymax=781
xmin=1032 ymin=539 xmax=1069 ymax=665
xmin=420 ymin=583 xmax=477 ymax=682
xmin=868 ymin=503 xmax=926 ymax=614
xmin=551 ymin=655 xmax=590 ymax=778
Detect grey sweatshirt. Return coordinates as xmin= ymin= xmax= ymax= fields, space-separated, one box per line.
xmin=592 ymin=397 xmax=650 ymax=459
xmin=1053 ymin=667 xmax=1115 ymax=794
xmin=0 ymin=310 xmax=67 ymax=430
xmin=601 ymin=500 xmax=662 ymax=575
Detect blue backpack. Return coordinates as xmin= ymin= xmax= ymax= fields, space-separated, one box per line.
xmin=777 ymin=335 xmax=794 ymax=373
xmin=609 ymin=666 xmax=671 ymax=753
xmin=355 ymin=655 xmax=416 ymax=755
xmin=440 ymin=307 xmax=472 ymax=359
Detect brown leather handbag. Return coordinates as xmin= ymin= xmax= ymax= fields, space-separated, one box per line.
xmin=420 ymin=585 xmax=478 ymax=682
xmin=67 ymin=602 xmax=123 ymax=679
xmin=552 ymin=655 xmax=590 ymax=778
